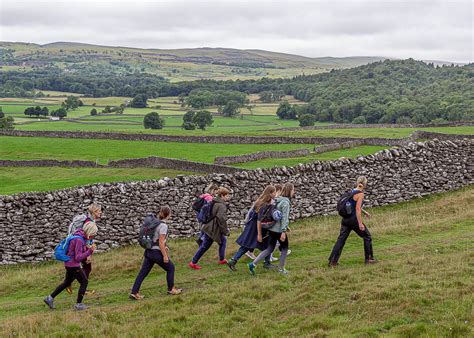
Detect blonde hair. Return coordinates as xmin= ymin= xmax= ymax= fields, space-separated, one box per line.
xmin=83 ymin=221 xmax=98 ymax=238
xmin=356 ymin=176 xmax=368 ymax=188
xmin=205 ymin=183 xmax=218 ymax=194
xmin=88 ymin=203 xmax=101 ymax=214
xmin=216 ymin=187 xmax=230 ymax=197
xmin=254 ymin=185 xmax=276 ymax=211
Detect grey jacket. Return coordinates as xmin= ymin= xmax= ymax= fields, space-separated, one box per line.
xmin=268 ymin=196 xmax=290 ymax=233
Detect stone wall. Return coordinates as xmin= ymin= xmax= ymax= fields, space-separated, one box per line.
xmin=0 ymin=159 xmax=102 ymax=168
xmin=214 ymin=149 xmax=310 ymax=165
xmin=272 ymin=121 xmax=474 ymax=131
xmin=0 ymin=138 xmax=472 ymax=264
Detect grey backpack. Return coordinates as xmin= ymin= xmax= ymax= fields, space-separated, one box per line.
xmin=67 ymin=214 xmax=92 ymax=235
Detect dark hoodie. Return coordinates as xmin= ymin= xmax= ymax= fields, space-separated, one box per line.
xmin=64 ymin=228 xmax=93 ymax=268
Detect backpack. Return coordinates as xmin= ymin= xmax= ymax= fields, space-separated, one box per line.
xmin=336 ymin=191 xmax=362 ymax=218
xmin=192 ymin=197 xmax=206 ymax=212
xmin=54 ymin=235 xmax=85 ymax=262
xmin=260 ymin=202 xmax=283 ymax=230
xmin=138 ymin=214 xmax=162 ymax=249
xmin=197 ymin=200 xmax=215 ymax=224
xmin=67 ymin=214 xmax=92 ymax=236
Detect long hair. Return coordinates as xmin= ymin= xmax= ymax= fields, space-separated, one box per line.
xmin=280 ymin=183 xmax=294 ymax=198
xmin=254 ymin=185 xmax=276 ymax=211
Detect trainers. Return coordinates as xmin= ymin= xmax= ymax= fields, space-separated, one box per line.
xmin=270 ymin=255 xmax=279 ymax=262
xmin=74 ymin=303 xmax=88 ymax=311
xmin=278 ymin=268 xmax=289 ymax=275
xmin=188 ymin=261 xmax=202 ymax=270
xmin=129 ymin=292 xmax=145 ymax=300
xmin=227 ymin=259 xmax=237 ymax=271
xmin=168 ymin=287 xmax=183 ymax=295
xmin=287 ymin=249 xmax=292 ymax=256
xmin=263 ymin=262 xmax=278 ymax=269
xmin=66 ymin=287 xmax=72 ymax=295
xmin=43 ymin=295 xmax=55 ymax=310
xmin=84 ymin=290 xmax=96 ymax=296
xmin=218 ymin=259 xmax=228 ymax=265
xmin=247 ymin=262 xmax=256 ymax=275
xmin=245 ymin=251 xmax=257 ymax=260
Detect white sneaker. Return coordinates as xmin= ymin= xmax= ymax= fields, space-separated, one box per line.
xmin=287 ymin=249 xmax=292 ymax=256
xmin=245 ymin=251 xmax=256 ymax=260
xmin=278 ymin=268 xmax=289 ymax=275
xmin=270 ymin=255 xmax=279 ymax=262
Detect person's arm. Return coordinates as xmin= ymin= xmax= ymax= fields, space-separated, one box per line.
xmin=257 ymin=221 xmax=263 ymax=242
xmin=74 ymin=239 xmax=93 ymax=262
xmin=215 ymin=204 xmax=230 ymax=236
xmin=159 ymin=234 xmax=169 ymax=263
xmin=361 ymin=208 xmax=371 ymax=217
xmin=354 ymin=193 xmax=365 ymax=230
xmin=280 ymin=200 xmax=290 ymax=241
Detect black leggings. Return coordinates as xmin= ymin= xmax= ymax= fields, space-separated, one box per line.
xmin=51 ymin=267 xmax=88 ymax=303
xmin=329 ymin=217 xmax=374 ymax=263
xmin=132 ymin=249 xmax=175 ymax=292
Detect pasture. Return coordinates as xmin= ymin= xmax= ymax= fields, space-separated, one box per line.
xmin=0 ymin=187 xmax=472 ymax=336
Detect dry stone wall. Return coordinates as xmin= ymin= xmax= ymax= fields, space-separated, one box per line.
xmin=0 ymin=138 xmax=472 ymax=264
xmin=214 ymin=149 xmax=310 ymax=165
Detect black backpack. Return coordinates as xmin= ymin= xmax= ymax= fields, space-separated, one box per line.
xmin=336 ymin=191 xmax=362 ymax=218
xmin=138 ymin=213 xmax=161 ymax=249
xmin=192 ymin=197 xmax=206 ymax=212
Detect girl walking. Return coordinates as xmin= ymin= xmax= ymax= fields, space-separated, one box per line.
xmin=130 ymin=206 xmax=182 ymax=299
xmin=189 ymin=187 xmax=231 ymax=269
xmin=43 ymin=222 xmax=98 ymax=310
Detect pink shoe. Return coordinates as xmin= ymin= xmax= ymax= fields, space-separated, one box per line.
xmin=188 ymin=261 xmax=202 ymax=270
xmin=218 ymin=259 xmax=228 ymax=265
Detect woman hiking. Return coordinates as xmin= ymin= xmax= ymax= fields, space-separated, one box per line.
xmin=189 ymin=187 xmax=231 ymax=269
xmin=248 ymin=183 xmax=295 ymax=275
xmin=43 ymin=221 xmax=98 ymax=311
xmin=130 ymin=206 xmax=182 ymax=299
xmin=328 ymin=176 xmax=376 ymax=266
xmin=227 ymin=185 xmax=277 ymax=271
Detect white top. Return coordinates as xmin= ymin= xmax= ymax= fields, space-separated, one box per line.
xmin=151 ymin=222 xmax=168 ymax=250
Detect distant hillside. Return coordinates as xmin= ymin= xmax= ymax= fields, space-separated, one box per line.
xmin=0 ymin=41 xmax=387 ymax=81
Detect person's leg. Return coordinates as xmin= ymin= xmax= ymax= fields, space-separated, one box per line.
xmin=191 ymin=233 xmax=214 ymax=264
xmin=218 ymin=235 xmax=227 ymax=261
xmin=74 ymin=268 xmax=88 ymax=304
xmin=81 ymin=261 xmax=92 ymax=279
xmin=278 ymin=235 xmax=289 ymax=270
xmin=150 ymin=250 xmax=176 ymax=291
xmin=131 ymin=251 xmax=154 ymax=294
xmin=50 ymin=268 xmax=76 ymax=298
xmin=253 ymin=234 xmax=278 ymax=265
xmin=232 ymin=246 xmax=249 ymax=262
xmin=353 ymin=225 xmax=374 ymax=262
xmin=328 ymin=223 xmax=352 ymax=264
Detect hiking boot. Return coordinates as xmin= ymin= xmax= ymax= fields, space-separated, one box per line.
xmin=227 ymin=259 xmax=237 ymax=271
xmin=218 ymin=259 xmax=228 ymax=265
xmin=43 ymin=295 xmax=55 ymax=310
xmin=263 ymin=262 xmax=278 ymax=269
xmin=129 ymin=292 xmax=145 ymax=300
xmin=168 ymin=287 xmax=183 ymax=296
xmin=66 ymin=287 xmax=72 ymax=295
xmin=245 ymin=251 xmax=256 ymax=260
xmin=365 ymin=258 xmax=378 ymax=265
xmin=188 ymin=261 xmax=202 ymax=270
xmin=247 ymin=262 xmax=256 ymax=275
xmin=74 ymin=303 xmax=88 ymax=311
xmin=278 ymin=268 xmax=289 ymax=275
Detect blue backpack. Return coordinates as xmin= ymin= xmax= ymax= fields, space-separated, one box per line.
xmin=197 ymin=200 xmax=215 ymax=224
xmin=54 ymin=235 xmax=85 ymax=262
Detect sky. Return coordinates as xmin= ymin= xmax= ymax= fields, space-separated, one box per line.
xmin=0 ymin=0 xmax=472 ymax=62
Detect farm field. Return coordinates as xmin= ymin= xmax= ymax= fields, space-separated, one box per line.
xmin=0 ymin=167 xmax=193 ymax=196
xmin=0 ymin=187 xmax=472 ymax=336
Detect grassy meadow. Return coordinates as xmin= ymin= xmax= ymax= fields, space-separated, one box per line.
xmin=0 ymin=187 xmax=472 ymax=336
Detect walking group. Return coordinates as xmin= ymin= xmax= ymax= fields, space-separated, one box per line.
xmin=43 ymin=176 xmax=376 ymax=310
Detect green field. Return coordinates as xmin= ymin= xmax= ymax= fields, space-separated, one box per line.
xmin=0 ymin=187 xmax=472 ymax=336
xmin=0 ymin=167 xmax=192 ymax=195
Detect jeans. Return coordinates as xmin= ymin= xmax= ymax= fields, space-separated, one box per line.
xmin=132 ymin=249 xmax=175 ymax=292
xmin=192 ymin=233 xmax=227 ymax=264
xmin=51 ymin=267 xmax=88 ymax=303
xmin=329 ymin=217 xmax=374 ymax=263
xmin=232 ymin=246 xmax=271 ymax=264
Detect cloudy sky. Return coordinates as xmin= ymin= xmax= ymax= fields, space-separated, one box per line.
xmin=0 ymin=0 xmax=472 ymax=62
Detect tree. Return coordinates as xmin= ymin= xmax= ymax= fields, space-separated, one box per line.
xmin=144 ymin=112 xmax=164 ymax=129
xmin=276 ymin=101 xmax=298 ymax=120
xmin=193 ymin=110 xmax=213 ymax=130
xmin=0 ymin=116 xmax=14 ymax=130
xmin=90 ymin=108 xmax=98 ymax=116
xmin=41 ymin=107 xmax=49 ymax=117
xmin=0 ymin=107 xmax=4 ymax=119
xmin=299 ymin=114 xmax=315 ymax=127
xmin=131 ymin=94 xmax=148 ymax=108
xmin=51 ymin=108 xmax=67 ymax=119
xmin=61 ymin=96 xmax=83 ymax=110
xmin=221 ymin=100 xmax=240 ymax=117
xmin=352 ymin=116 xmax=367 ymax=124
xmin=182 ymin=111 xmax=196 ymax=130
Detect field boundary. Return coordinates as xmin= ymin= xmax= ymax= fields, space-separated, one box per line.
xmin=269 ymin=121 xmax=474 ymax=131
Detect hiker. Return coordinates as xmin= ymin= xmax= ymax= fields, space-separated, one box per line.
xmin=189 ymin=187 xmax=231 ymax=269
xmin=227 ymin=185 xmax=278 ymax=271
xmin=248 ymin=182 xmax=294 ymax=275
xmin=193 ymin=182 xmax=219 ymax=246
xmin=269 ymin=183 xmax=292 ymax=262
xmin=44 ymin=221 xmax=98 ymax=311
xmin=66 ymin=203 xmax=102 ymax=296
xmin=130 ymin=206 xmax=182 ymax=299
xmin=328 ymin=176 xmax=376 ymax=266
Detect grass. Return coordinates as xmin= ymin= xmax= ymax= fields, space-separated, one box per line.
xmin=0 ymin=167 xmax=193 ymax=195
xmin=0 ymin=136 xmax=315 ymax=164
xmin=0 ymin=186 xmax=472 ymax=336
